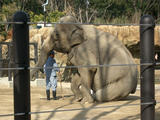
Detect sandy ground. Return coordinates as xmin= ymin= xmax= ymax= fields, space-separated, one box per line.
xmin=0 ymin=86 xmax=160 ymax=120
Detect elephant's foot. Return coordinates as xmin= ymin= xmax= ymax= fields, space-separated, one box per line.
xmin=74 ymin=96 xmax=83 ymax=102
xmin=87 ymin=96 xmax=94 ymax=103
xmin=79 ymin=85 xmax=95 ymax=103
xmin=80 ymin=96 xmax=94 ymax=104
xmin=80 ymin=97 xmax=88 ymax=104
xmin=80 ymin=92 xmax=95 ymax=103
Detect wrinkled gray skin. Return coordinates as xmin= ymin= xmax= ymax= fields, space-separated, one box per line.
xmin=31 ymin=16 xmax=138 ymax=103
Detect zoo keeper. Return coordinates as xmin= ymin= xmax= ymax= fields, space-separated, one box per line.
xmin=44 ymin=50 xmax=60 ymax=100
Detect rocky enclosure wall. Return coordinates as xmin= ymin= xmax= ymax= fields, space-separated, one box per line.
xmin=1 ymin=26 xmax=160 ymax=79
xmin=29 ymin=25 xmax=160 ymax=66
xmin=28 ymin=25 xmax=160 ymax=60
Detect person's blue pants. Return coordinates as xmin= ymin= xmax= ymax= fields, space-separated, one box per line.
xmin=46 ymin=76 xmax=57 ymax=91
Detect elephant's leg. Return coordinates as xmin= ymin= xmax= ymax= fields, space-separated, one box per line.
xmin=79 ymin=84 xmax=94 ymax=103
xmin=88 ymin=68 xmax=97 ymax=92
xmin=78 ymin=68 xmax=97 ymax=93
xmin=71 ymin=73 xmax=83 ymax=101
xmin=77 ymin=68 xmax=97 ymax=103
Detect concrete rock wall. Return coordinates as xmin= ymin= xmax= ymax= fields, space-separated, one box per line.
xmin=1 ymin=26 xmax=160 ymax=79
xmin=97 ymin=26 xmax=160 ymax=46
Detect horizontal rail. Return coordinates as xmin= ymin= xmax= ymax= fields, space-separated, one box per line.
xmin=0 ymin=62 xmax=159 ymax=71
xmin=0 ymin=21 xmax=158 ymax=26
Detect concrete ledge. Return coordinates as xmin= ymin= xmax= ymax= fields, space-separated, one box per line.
xmin=0 ymin=77 xmax=71 ymax=88
xmin=0 ymin=77 xmax=12 ymax=87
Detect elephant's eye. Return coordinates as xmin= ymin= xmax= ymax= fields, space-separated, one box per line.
xmin=56 ymin=33 xmax=59 ymax=37
xmin=55 ymin=31 xmax=59 ymax=39
xmin=53 ymin=30 xmax=59 ymax=40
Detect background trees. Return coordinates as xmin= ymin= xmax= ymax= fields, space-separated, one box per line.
xmin=1 ymin=0 xmax=160 ymax=24
xmin=0 ymin=0 xmax=160 ymax=40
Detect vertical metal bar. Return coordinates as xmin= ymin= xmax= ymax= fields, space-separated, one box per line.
xmin=34 ymin=43 xmax=38 ymax=78
xmin=12 ymin=11 xmax=30 ymax=120
xmin=0 ymin=44 xmax=2 ymax=59
xmin=44 ymin=11 xmax=46 ymax=27
xmin=34 ymin=43 xmax=38 ymax=63
xmin=140 ymin=15 xmax=155 ymax=120
xmin=8 ymin=43 xmax=12 ymax=81
xmin=0 ymin=44 xmax=2 ymax=77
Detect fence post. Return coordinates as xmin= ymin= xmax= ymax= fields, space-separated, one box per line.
xmin=0 ymin=44 xmax=2 ymax=76
xmin=12 ymin=11 xmax=30 ymax=120
xmin=8 ymin=42 xmax=13 ymax=81
xmin=140 ymin=15 xmax=155 ymax=120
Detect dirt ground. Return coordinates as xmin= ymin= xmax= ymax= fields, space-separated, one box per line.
xmin=0 ymin=86 xmax=160 ymax=120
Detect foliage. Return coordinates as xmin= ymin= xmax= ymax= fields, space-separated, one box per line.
xmin=0 ymin=17 xmax=7 ymax=40
xmin=29 ymin=11 xmax=65 ymax=27
xmin=10 ymin=0 xmax=43 ymax=14
xmin=0 ymin=1 xmax=18 ymax=40
xmin=0 ymin=0 xmax=160 ymax=29
xmin=29 ymin=11 xmax=44 ymax=23
xmin=46 ymin=11 xmax=65 ymax=22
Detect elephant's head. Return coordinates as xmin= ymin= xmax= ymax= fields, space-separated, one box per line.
xmin=51 ymin=16 xmax=86 ymax=53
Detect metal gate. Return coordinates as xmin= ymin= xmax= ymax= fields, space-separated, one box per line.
xmin=0 ymin=42 xmax=38 ymax=80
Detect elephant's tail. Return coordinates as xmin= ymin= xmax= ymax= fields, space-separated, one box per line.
xmin=130 ymin=68 xmax=138 ymax=94
xmin=131 ymin=86 xmax=137 ymax=94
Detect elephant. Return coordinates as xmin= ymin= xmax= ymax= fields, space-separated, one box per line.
xmin=31 ymin=15 xmax=138 ymax=103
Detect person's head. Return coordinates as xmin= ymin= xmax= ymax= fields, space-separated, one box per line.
xmin=49 ymin=50 xmax=55 ymax=58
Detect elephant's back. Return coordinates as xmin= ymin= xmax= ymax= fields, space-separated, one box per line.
xmin=82 ymin=26 xmax=135 ymax=64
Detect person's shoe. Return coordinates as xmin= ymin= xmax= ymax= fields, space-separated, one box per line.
xmin=46 ymin=90 xmax=50 ymax=100
xmin=52 ymin=91 xmax=57 ymax=100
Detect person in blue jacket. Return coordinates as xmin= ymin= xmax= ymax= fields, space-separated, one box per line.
xmin=44 ymin=50 xmax=59 ymax=100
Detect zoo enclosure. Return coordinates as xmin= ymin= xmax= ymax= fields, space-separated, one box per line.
xmin=0 ymin=41 xmax=38 ymax=80
xmin=0 ymin=11 xmax=160 ymax=120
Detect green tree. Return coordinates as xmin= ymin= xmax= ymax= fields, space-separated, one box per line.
xmin=131 ymin=0 xmax=160 ymax=23
xmin=0 ymin=0 xmax=17 ymax=40
xmin=1 ymin=0 xmax=160 ymax=29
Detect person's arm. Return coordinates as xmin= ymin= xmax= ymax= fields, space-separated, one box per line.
xmin=43 ymin=64 xmax=46 ymax=74
xmin=53 ymin=63 xmax=60 ymax=72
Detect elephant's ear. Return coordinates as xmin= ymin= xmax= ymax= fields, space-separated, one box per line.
xmin=70 ymin=25 xmax=86 ymax=48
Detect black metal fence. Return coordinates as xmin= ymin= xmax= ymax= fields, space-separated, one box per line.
xmin=0 ymin=41 xmax=38 ymax=80
xmin=0 ymin=42 xmax=10 ymax=79
xmin=140 ymin=15 xmax=156 ymax=120
xmin=0 ymin=11 xmax=160 ymax=120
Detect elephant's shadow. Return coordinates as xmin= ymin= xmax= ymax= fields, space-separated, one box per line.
xmin=118 ymin=95 xmax=140 ymax=101
xmin=63 ymin=94 xmax=140 ymax=102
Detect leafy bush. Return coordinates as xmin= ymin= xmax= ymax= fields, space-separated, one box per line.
xmin=29 ymin=11 xmax=65 ymax=28
xmin=0 ymin=2 xmax=17 ymax=40
xmin=47 ymin=11 xmax=65 ymax=22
